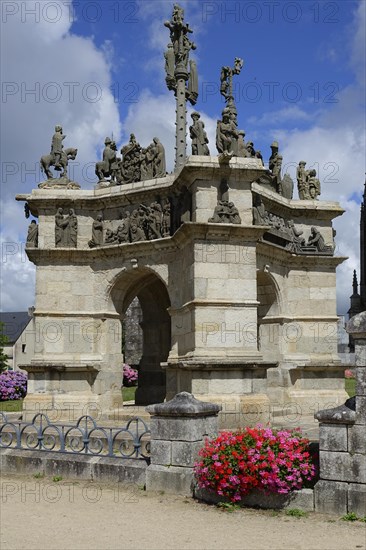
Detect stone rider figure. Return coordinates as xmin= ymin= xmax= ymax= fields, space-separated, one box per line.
xmin=51 ymin=125 xmax=66 ymax=170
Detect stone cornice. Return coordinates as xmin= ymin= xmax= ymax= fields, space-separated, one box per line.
xmin=25 ymin=222 xmax=268 ymax=265
xmin=256 ymin=241 xmax=347 ymax=268
xmin=252 ymin=182 xmax=345 ymax=221
xmin=16 ymin=157 xmax=266 ymax=215
xmin=169 ymin=299 xmax=260 ymax=314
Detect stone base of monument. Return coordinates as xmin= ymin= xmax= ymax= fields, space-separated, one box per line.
xmin=38 ymin=177 xmax=80 ymax=189
xmin=21 ymin=392 xmax=123 ymax=422
xmin=21 ymin=363 xmax=123 ymax=422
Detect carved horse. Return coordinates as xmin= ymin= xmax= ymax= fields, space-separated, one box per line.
xmin=40 ymin=147 xmax=78 ymax=179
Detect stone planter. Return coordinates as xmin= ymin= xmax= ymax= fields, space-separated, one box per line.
xmin=194 ymin=485 xmax=314 ymax=511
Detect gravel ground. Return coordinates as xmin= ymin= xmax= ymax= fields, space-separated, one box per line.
xmin=1 ymin=474 xmax=365 ymax=550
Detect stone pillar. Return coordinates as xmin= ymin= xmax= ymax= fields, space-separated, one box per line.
xmin=145 ymin=392 xmax=221 ymax=495
xmin=314 ymin=311 xmax=366 ymax=516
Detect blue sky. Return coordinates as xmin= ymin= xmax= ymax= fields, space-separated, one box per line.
xmin=0 ymin=0 xmax=365 ymax=314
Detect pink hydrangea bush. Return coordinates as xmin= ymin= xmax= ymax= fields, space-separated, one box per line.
xmin=122 ymin=364 xmax=138 ymax=387
xmin=194 ymin=425 xmax=315 ymax=502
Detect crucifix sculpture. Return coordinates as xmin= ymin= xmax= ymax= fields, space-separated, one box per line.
xmin=164 ymin=4 xmax=198 ymax=170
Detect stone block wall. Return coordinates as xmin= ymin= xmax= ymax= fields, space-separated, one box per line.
xmin=314 ymin=311 xmax=366 ymax=517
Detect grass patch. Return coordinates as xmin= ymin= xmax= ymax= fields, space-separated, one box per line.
xmin=0 ymin=399 xmax=23 ymax=412
xmin=52 ymin=476 xmax=63 ymax=483
xmin=122 ymin=386 xmax=137 ymax=402
xmin=285 ymin=508 xmax=308 ymax=518
xmin=345 ymin=378 xmax=356 ymax=397
xmin=341 ymin=512 xmax=359 ymax=522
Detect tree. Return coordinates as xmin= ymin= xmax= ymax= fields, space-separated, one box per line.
xmin=0 ymin=322 xmax=9 ymax=372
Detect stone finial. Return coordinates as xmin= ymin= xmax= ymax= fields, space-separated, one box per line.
xmin=146 ymin=391 xmax=221 ymax=417
xmin=314 ymin=402 xmax=356 ymax=424
xmin=347 ymin=310 xmax=366 ymax=336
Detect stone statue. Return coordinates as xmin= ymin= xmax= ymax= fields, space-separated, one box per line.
xmin=245 ymin=141 xmax=256 ymax=158
xmin=296 ymin=161 xmax=309 ymax=199
xmin=39 ymin=125 xmax=79 ymax=185
xmin=227 ymin=202 xmax=241 ymax=224
xmin=55 ymin=208 xmax=66 ymax=247
xmin=297 ymin=163 xmax=321 ymax=200
xmin=130 ymin=219 xmax=146 ymax=243
xmin=26 ymin=220 xmax=38 ymax=248
xmin=88 ymin=214 xmax=104 ymax=248
xmin=216 ymin=109 xmax=239 ymax=157
xmin=151 ymin=138 xmax=166 ymax=178
xmin=95 ymin=137 xmax=117 ymax=183
xmin=40 ymin=147 xmax=78 ymax=181
xmin=164 ymin=43 xmax=176 ymax=90
xmin=55 ymin=207 xmax=77 ymax=248
xmin=189 ymin=112 xmax=210 ymax=155
xmin=307 ymin=227 xmax=332 ymax=252
xmin=287 ymin=219 xmax=305 ymax=252
xmin=220 ymin=58 xmax=244 ymax=101
xmin=162 ymin=202 xmax=171 ymax=237
xmin=307 ymin=169 xmax=321 ymax=199
xmin=269 ymin=141 xmax=279 ymax=172
xmin=66 ymin=208 xmax=78 ymax=248
xmin=120 ymin=134 xmax=142 ymax=183
xmin=281 ymin=173 xmax=294 ymax=200
xmin=105 ymin=228 xmax=117 ymax=244
xmin=209 ymin=200 xmax=241 ymax=224
xmin=187 ymin=59 xmax=198 ymax=105
xmin=272 ymin=154 xmax=282 ymax=186
xmin=51 ymin=125 xmax=66 ymax=169
xmin=252 ymin=196 xmax=269 ymax=225
xmin=140 ymin=147 xmax=154 ymax=181
xmin=117 ymin=211 xmax=131 ymax=243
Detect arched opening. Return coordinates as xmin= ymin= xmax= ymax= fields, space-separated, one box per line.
xmin=110 ymin=269 xmax=171 ymax=405
xmin=257 ymin=271 xmax=280 ymax=361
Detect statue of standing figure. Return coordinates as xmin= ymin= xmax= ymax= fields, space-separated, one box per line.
xmin=95 ymin=137 xmax=117 ymax=183
xmin=88 ymin=214 xmax=104 ymax=248
xmin=216 ymin=109 xmax=240 ymax=157
xmin=151 ymin=138 xmax=166 ymax=178
xmin=189 ymin=112 xmax=210 ymax=155
xmin=26 ymin=220 xmax=38 ymax=248
xmin=55 ymin=207 xmax=78 ymax=247
xmin=51 ymin=125 xmax=66 ymax=169
xmin=296 ymin=162 xmax=321 ymax=200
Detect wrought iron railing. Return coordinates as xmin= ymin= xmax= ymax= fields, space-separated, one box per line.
xmin=0 ymin=412 xmax=150 ymax=460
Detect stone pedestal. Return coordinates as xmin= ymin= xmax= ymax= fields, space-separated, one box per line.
xmin=314 ymin=311 xmax=366 ymax=517
xmin=145 ymin=392 xmax=221 ymax=495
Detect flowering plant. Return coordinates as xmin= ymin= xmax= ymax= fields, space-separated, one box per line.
xmin=122 ymin=363 xmax=138 ymax=387
xmin=194 ymin=425 xmax=315 ymax=502
xmin=344 ymin=368 xmax=355 ymax=379
xmin=0 ymin=370 xmax=28 ymax=401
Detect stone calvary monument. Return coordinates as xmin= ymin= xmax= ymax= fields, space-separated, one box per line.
xmin=17 ymin=5 xmax=348 ymax=427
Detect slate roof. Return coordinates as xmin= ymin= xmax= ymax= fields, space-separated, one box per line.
xmin=0 ymin=312 xmax=32 ymax=344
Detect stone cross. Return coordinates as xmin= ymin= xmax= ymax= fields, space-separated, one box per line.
xmin=164 ymin=4 xmax=198 ymax=170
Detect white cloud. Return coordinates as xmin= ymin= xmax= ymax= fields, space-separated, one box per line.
xmin=247 ymin=105 xmax=320 ymax=127
xmin=277 ymin=3 xmax=366 ymax=316
xmin=0 ymin=0 xmax=122 ymax=311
